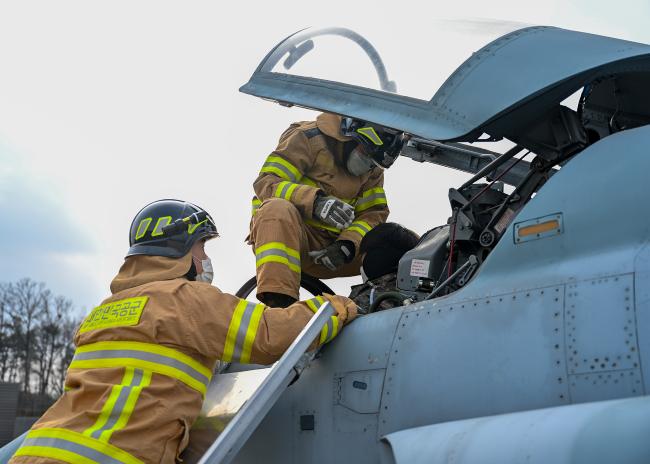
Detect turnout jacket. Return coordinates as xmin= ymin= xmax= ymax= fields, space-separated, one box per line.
xmin=252 ymin=112 xmax=390 ymax=252
xmin=11 ymin=253 xmax=356 ymax=464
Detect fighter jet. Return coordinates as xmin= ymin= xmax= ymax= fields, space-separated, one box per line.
xmin=198 ymin=25 xmax=650 ymax=464
xmin=2 ymin=24 xmax=650 ymax=464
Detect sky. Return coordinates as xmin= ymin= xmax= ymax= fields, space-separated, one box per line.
xmin=1 ymin=0 xmax=649 ymax=314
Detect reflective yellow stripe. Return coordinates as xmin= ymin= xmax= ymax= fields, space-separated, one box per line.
xmin=255 ymin=242 xmax=300 ymax=259
xmin=306 ymin=297 xmax=335 ymax=346
xmin=274 ymin=181 xmax=300 ymax=201
xmin=357 ymin=127 xmax=384 ymax=145
xmin=361 ymin=187 xmax=385 ymax=198
xmin=15 ymin=446 xmax=97 ymax=464
xmin=256 ymin=255 xmax=300 ymax=273
xmin=222 ymin=300 xmax=265 ymax=363
xmin=74 ymin=341 xmax=211 ymax=379
xmin=355 ymin=187 xmax=388 ymax=213
xmin=255 ymin=242 xmax=301 ymax=273
xmin=101 ymin=370 xmax=152 ymax=442
xmin=240 ymin=304 xmax=264 ymax=364
xmin=345 ymin=220 xmax=372 ymax=238
xmin=70 ymin=341 xmax=211 ymax=396
xmin=306 ymin=296 xmax=325 ymax=313
xmin=346 ymin=226 xmax=369 ymax=237
xmin=319 ymin=315 xmax=338 ymax=345
xmin=83 ymin=367 xmax=135 ymax=438
xmin=356 ymin=197 xmax=388 ymax=212
xmin=329 ymin=316 xmax=339 ymax=342
xmin=319 ymin=325 xmax=329 ymax=345
xmin=260 ymin=155 xmax=301 ymax=182
xmin=260 ymin=165 xmax=290 ymax=180
xmin=17 ymin=427 xmax=144 ymax=464
xmin=252 ymin=198 xmax=262 ymax=216
xmin=223 ymin=300 xmax=247 ymax=362
xmin=301 ymin=176 xmax=318 ymax=187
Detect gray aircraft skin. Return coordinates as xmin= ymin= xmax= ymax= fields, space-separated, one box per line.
xmin=232 ymin=26 xmax=650 ymax=464
xmin=2 ymin=25 xmax=650 ymax=464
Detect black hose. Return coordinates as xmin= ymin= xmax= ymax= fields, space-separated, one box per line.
xmin=235 ymin=275 xmax=335 ymax=299
xmin=368 ymin=291 xmax=409 ymax=313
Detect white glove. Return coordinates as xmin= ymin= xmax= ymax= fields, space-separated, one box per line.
xmin=313 ymin=195 xmax=355 ymax=229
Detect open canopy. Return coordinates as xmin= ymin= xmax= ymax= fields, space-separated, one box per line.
xmin=240 ymin=26 xmax=650 ymax=143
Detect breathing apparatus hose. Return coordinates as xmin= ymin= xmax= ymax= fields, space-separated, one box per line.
xmin=368 ymin=291 xmax=410 ymax=313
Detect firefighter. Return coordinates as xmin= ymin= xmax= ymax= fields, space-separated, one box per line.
xmin=250 ymin=113 xmax=405 ymax=307
xmin=11 ymin=199 xmax=357 ymax=464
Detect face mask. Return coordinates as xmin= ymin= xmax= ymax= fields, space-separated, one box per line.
xmin=346 ymin=147 xmax=377 ymax=176
xmin=196 ymin=258 xmax=214 ymax=284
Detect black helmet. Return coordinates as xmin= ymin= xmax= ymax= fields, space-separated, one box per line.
xmin=127 ymin=199 xmax=219 ymax=258
xmin=341 ymin=117 xmax=405 ymax=168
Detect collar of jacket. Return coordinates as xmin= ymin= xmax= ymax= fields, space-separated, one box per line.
xmin=110 ymin=253 xmax=193 ymax=294
xmin=316 ymin=112 xmax=352 ymax=142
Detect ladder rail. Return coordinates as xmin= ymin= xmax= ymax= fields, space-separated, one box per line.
xmin=197 ymin=302 xmax=336 ymax=464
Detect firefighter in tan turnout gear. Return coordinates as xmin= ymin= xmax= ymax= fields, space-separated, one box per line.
xmin=250 ymin=112 xmax=405 ymax=307
xmin=11 ymin=199 xmax=357 ymax=464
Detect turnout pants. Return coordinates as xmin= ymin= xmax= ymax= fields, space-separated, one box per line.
xmin=249 ymin=198 xmax=362 ymax=300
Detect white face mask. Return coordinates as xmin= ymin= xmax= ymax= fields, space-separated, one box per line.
xmin=346 ymin=147 xmax=377 ymax=176
xmin=195 ymin=258 xmax=214 ymax=284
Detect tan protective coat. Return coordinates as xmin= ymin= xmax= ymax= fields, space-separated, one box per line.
xmin=251 ymin=113 xmax=390 ymax=299
xmin=11 ymin=254 xmax=356 ymax=464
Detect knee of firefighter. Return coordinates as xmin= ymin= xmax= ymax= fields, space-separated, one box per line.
xmin=256 ymin=198 xmax=302 ymax=223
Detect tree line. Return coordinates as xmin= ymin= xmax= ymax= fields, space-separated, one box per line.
xmin=0 ymin=278 xmax=81 ymax=398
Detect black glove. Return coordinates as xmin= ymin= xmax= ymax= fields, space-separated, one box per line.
xmin=313 ymin=194 xmax=355 ymax=229
xmin=308 ymin=241 xmax=355 ymax=271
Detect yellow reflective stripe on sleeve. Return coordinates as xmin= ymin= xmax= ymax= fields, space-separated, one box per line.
xmin=301 ymin=176 xmax=318 ymax=187
xmin=252 ymin=198 xmax=262 ymax=216
xmin=240 ymin=304 xmax=264 ymax=364
xmin=329 ymin=316 xmax=339 ymax=342
xmin=305 ymin=297 xmax=333 ymax=345
xmin=345 ymin=220 xmax=373 ymax=238
xmin=223 ymin=300 xmax=247 ymax=362
xmin=319 ymin=325 xmax=329 ymax=345
xmin=273 ymin=181 xmax=300 ymax=201
xmin=260 ymin=155 xmax=301 ymax=182
xmin=305 ymin=296 xmax=326 ymax=313
xmin=70 ymin=341 xmax=211 ymax=396
xmin=355 ymin=187 xmax=387 ymax=213
xmin=222 ymin=300 xmax=265 ymax=363
xmin=17 ymin=427 xmax=144 ymax=464
xmin=319 ymin=316 xmax=339 ymax=345
xmin=255 ymin=242 xmax=301 ymax=273
xmin=356 ymin=197 xmax=388 ymax=212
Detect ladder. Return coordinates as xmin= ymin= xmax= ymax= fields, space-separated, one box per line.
xmin=196 ymin=302 xmax=336 ymax=464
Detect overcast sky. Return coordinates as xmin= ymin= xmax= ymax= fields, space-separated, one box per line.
xmin=1 ymin=0 xmax=649 ymax=314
